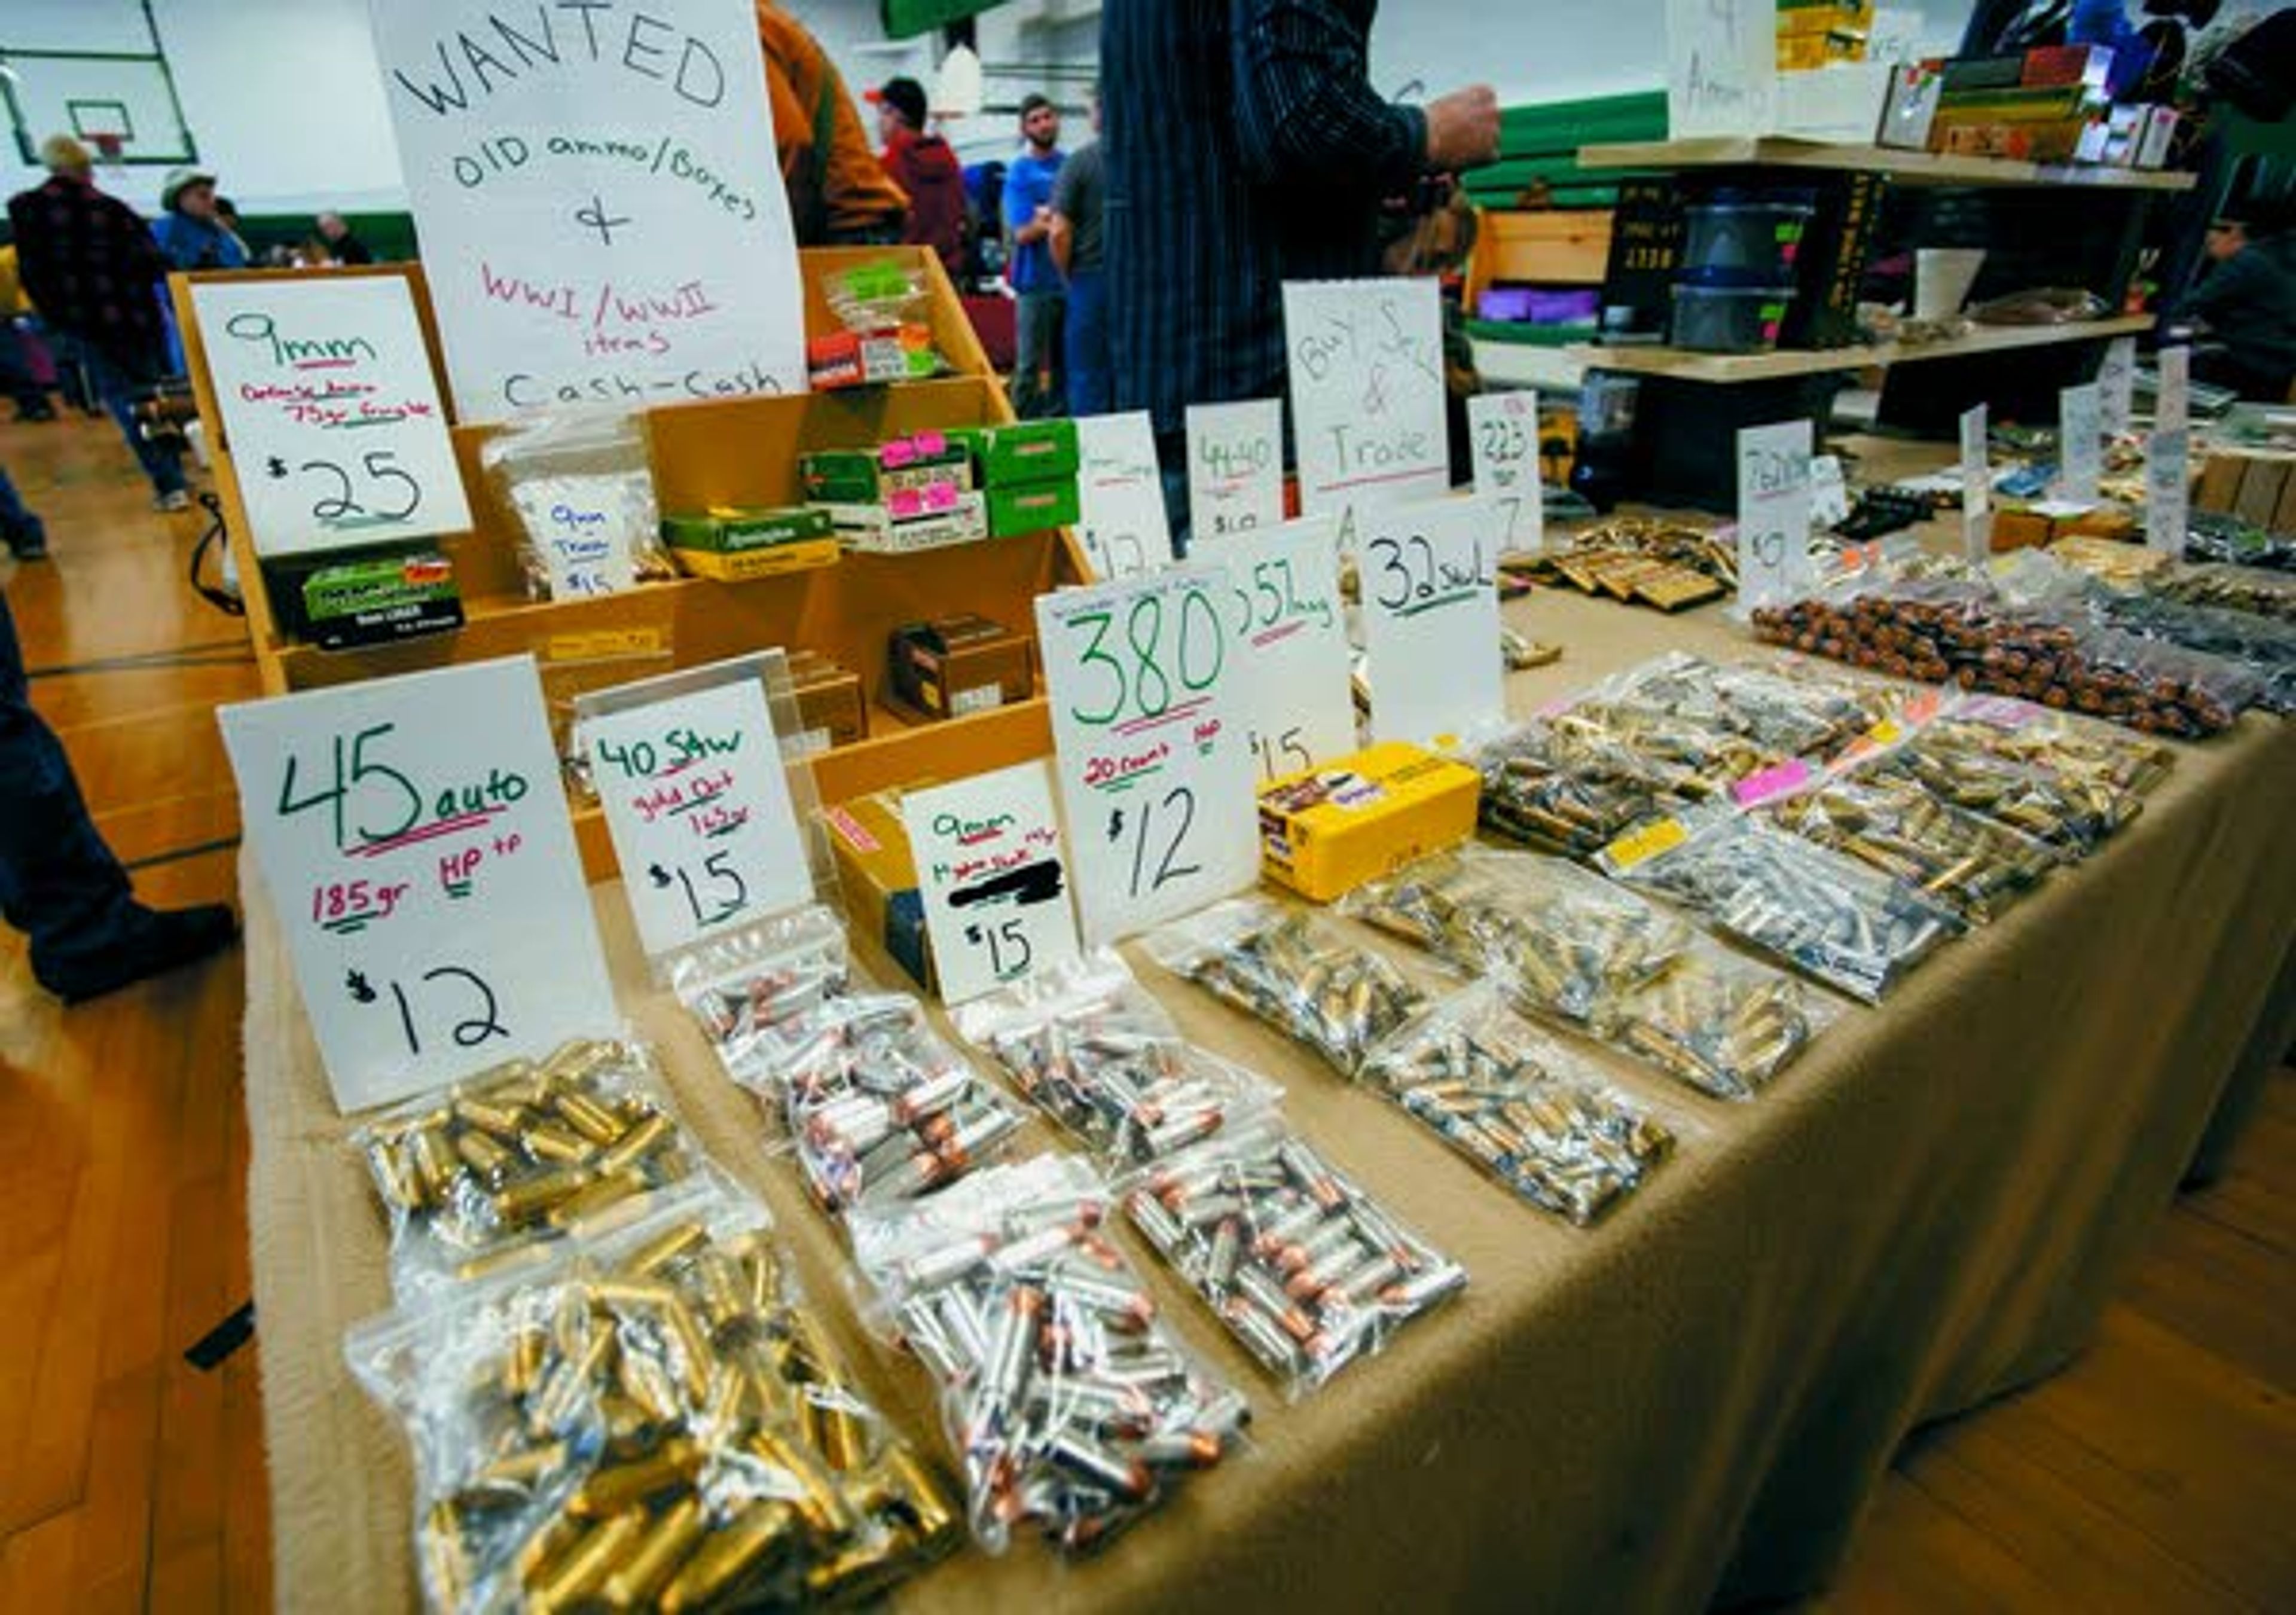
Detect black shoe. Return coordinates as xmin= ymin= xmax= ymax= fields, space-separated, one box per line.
xmin=13 ymin=401 xmax=56 ymax=422
xmin=4 ymin=512 xmax=47 ymax=560
xmin=36 ymin=903 xmax=239 ymax=1003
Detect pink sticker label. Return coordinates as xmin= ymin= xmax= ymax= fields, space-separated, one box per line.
xmin=886 ymin=487 xmax=924 ymax=520
xmin=823 ymin=805 xmax=880 ymax=854
xmin=1732 ymin=759 xmax=1813 ymax=808
xmin=880 ymin=438 xmax=918 ymax=469
xmin=911 ymin=429 xmax=948 ymax=456
xmin=923 ymin=481 xmax=958 ymax=512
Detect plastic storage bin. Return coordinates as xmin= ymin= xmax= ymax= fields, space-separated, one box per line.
xmin=1681 ymin=198 xmax=1816 ymax=279
xmin=1669 ymin=283 xmax=1797 ymax=352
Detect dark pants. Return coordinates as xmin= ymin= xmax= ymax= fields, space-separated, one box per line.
xmin=86 ymin=345 xmax=187 ymax=496
xmin=1064 ymin=268 xmax=1112 ymax=417
xmin=0 ymin=590 xmax=136 ymax=984
xmin=1155 ymin=429 xmax=1193 ymax=559
xmin=1012 ymin=289 xmax=1066 ymax=420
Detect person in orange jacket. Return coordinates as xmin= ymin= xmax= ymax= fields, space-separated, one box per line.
xmin=755 ymin=2 xmax=909 ymax=245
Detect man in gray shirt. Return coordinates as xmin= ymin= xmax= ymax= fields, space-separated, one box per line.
xmin=1051 ymin=92 xmax=1109 ymax=416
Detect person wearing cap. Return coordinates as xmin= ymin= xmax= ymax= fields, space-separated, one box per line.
xmin=151 ymin=167 xmax=248 ymax=272
xmin=755 ymin=2 xmax=908 ymax=245
xmin=316 ymin=210 xmax=374 ymax=266
xmin=2184 ymin=207 xmax=2296 ymax=401
xmin=1003 ymin=93 xmax=1067 ymax=419
xmin=875 ymin=76 xmax=966 ymax=279
xmin=7 ymin=136 xmax=192 ymax=509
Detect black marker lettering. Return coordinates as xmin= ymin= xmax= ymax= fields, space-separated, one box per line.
xmin=393 ymin=45 xmax=470 ymax=115
xmin=491 ymin=5 xmax=560 ymax=69
xmin=456 ymin=28 xmax=517 ymax=94
xmin=557 ymin=0 xmax=610 ymax=59
xmin=674 ymin=35 xmax=725 ymax=106
xmin=624 ymin=11 xmax=671 ymax=79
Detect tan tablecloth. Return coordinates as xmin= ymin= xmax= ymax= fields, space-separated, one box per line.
xmin=242 ymin=587 xmax=2296 ymax=1614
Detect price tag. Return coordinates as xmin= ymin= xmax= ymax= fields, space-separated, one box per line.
xmin=2155 ymin=343 xmax=2190 ymax=436
xmin=1468 ymin=392 xmax=1544 ymax=553
xmin=190 ymin=277 xmax=472 ymax=559
xmin=1216 ymin=516 xmax=1357 ymax=779
xmin=576 ymin=654 xmax=815 ymax=960
xmin=1283 ymin=277 xmax=1449 ymax=553
xmin=1809 ymin=454 xmax=1850 ymax=529
xmin=2146 ymin=427 xmax=2190 ymax=557
xmin=1959 ymin=404 xmax=1992 ymax=563
xmin=2099 ymin=337 xmax=2136 ymax=437
xmin=1186 ymin=398 xmax=1285 ymax=544
xmin=1358 ymin=497 xmax=1505 ymax=749
xmin=1036 ymin=564 xmax=1258 ymax=945
xmin=901 ymin=762 xmax=1082 ymax=1003
xmin=528 ymin=483 xmax=642 ymax=599
xmin=1735 ymin=419 xmax=1814 ymax=610
xmin=218 ymin=657 xmax=616 ymax=1113
xmin=1073 ymin=411 xmax=1173 ymax=580
xmin=2058 ymin=383 xmax=2103 ymax=505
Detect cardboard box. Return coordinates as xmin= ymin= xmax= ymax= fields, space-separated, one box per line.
xmin=662 ymin=503 xmax=833 ymax=551
xmin=887 ymin=614 xmax=1034 ymax=721
xmin=1780 ymin=169 xmax=1886 ymax=350
xmin=947 ymin=420 xmax=1082 ymax=487
xmin=823 ymin=493 xmax=991 ymax=554
xmin=1256 ymin=741 xmax=1480 ymax=902
xmin=1878 ymin=59 xmax=1945 ymax=149
xmin=2135 ymin=105 xmax=2178 ymax=169
xmin=801 ymin=438 xmax=974 ymax=505
xmin=822 ymin=793 xmax=935 ymax=993
xmin=786 ymin=652 xmax=867 ymax=753
xmin=806 ymin=325 xmax=938 ymax=390
xmin=985 ymin=478 xmax=1082 ymax=538
xmin=669 ymin=535 xmax=841 ymax=582
xmin=2021 ymin=42 xmax=2112 ymax=90
xmin=292 ymin=550 xmax=464 ymax=649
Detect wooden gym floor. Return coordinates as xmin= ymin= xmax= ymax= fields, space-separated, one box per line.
xmin=0 ymin=410 xmax=2288 ymax=1612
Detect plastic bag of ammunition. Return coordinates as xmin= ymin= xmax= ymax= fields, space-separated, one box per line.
xmin=670 ymin=906 xmax=853 ymax=1088
xmin=1360 ymin=984 xmax=1675 ymax=1225
xmin=1339 ymin=848 xmax=1693 ymax=1026
xmin=953 ymin=951 xmax=1283 ymax=1167
xmin=1603 ymin=651 xmax=1900 ymax=761
xmin=1602 ymin=815 xmax=1961 ymax=1003
xmin=768 ymin=993 xmax=1028 ymax=1217
xmin=846 ymin=1155 xmax=1246 ymax=1553
xmin=1146 ymin=897 xmax=1428 ymax=1078
xmin=1759 ymin=770 xmax=2059 ymax=924
xmin=353 ymin=1037 xmax=714 ymax=1298
xmin=1861 ymin=695 xmax=2170 ymax=854
xmin=2150 ymin=563 xmax=2296 ymax=624
xmin=1120 ymin=1115 xmax=1467 ymax=1397
xmin=481 ymin=410 xmax=674 ymax=602
xmin=345 ymin=1182 xmax=960 ymax=1613
xmin=1590 ymin=944 xmax=1839 ymax=1100
xmin=1556 ymin=679 xmax=1791 ymax=790
xmin=2079 ymin=594 xmax=2292 ymax=716
xmin=1472 ymin=715 xmax=1704 ymax=859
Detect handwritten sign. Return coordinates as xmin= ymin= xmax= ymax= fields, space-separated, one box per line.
xmin=2146 ymin=428 xmax=2190 ymax=557
xmin=1468 ymin=391 xmax=1544 ymax=554
xmin=2155 ymin=343 xmax=2190 ymax=437
xmin=1217 ymin=517 xmax=1356 ymax=779
xmin=1809 ymin=454 xmax=1850 ymax=529
xmin=1668 ymin=0 xmax=1776 ymax=138
xmin=902 ymin=762 xmax=1082 ymax=1003
xmin=1073 ymin=412 xmax=1173 ymax=580
xmin=1358 ymin=497 xmax=1505 ymax=748
xmin=219 ymin=657 xmax=615 ymax=1112
xmin=1283 ymin=278 xmax=1449 ymax=553
xmin=1959 ymin=404 xmax=1992 ymax=563
xmin=1186 ymin=398 xmax=1285 ymax=543
xmin=2059 ymin=383 xmax=2103 ymax=505
xmin=2099 ymin=337 xmax=2136 ymax=437
xmin=1735 ymin=419 xmax=1813 ymax=610
xmin=367 ymin=0 xmax=805 ymax=422
xmin=1036 ymin=564 xmax=1257 ymax=945
xmin=576 ymin=655 xmax=813 ymax=959
xmin=191 ymin=277 xmax=471 ymax=558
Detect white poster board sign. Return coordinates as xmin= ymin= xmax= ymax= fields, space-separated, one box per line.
xmin=1073 ymin=411 xmax=1173 ymax=580
xmin=1186 ymin=398 xmax=1286 ymax=543
xmin=1217 ymin=516 xmax=1356 ymax=779
xmin=1668 ymin=0 xmax=1776 ymax=137
xmin=2058 ymin=383 xmax=2103 ymax=506
xmin=367 ymin=0 xmax=805 ymax=422
xmin=1809 ymin=454 xmax=1851 ymax=529
xmin=901 ymin=762 xmax=1082 ymax=1003
xmin=577 ymin=655 xmax=814 ymax=960
xmin=1468 ymin=391 xmax=1544 ymax=554
xmin=191 ymin=277 xmax=472 ymax=558
xmin=219 ymin=657 xmax=616 ymax=1112
xmin=2146 ymin=429 xmax=2190 ymax=557
xmin=1959 ymin=404 xmax=1992 ymax=563
xmin=1736 ymin=420 xmax=1815 ymax=610
xmin=2099 ymin=337 xmax=2136 ymax=437
xmin=2156 ymin=343 xmax=2191 ymax=436
xmin=1358 ymin=497 xmax=1506 ymax=749
xmin=1284 ymin=278 xmax=1449 ymax=552
xmin=1036 ymin=564 xmax=1258 ymax=945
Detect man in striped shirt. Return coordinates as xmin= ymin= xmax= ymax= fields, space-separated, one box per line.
xmin=1102 ymin=0 xmax=1498 ymax=542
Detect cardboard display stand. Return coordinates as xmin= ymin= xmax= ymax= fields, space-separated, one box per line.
xmin=175 ymin=248 xmax=1088 ymax=881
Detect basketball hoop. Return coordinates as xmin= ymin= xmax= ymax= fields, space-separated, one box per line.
xmin=90 ymin=132 xmax=126 ymax=166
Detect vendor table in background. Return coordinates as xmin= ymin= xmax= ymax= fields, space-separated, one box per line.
xmin=240 ymin=567 xmax=2296 ymax=1614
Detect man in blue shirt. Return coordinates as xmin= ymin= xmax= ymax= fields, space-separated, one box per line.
xmin=1002 ymin=94 xmax=1067 ymax=419
xmin=1102 ymin=1 xmax=1497 ymax=536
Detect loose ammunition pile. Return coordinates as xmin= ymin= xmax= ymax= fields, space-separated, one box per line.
xmin=960 ymin=957 xmax=1278 ymax=1167
xmin=1363 ymin=988 xmax=1674 ymax=1225
xmin=1607 ymin=818 xmax=1961 ymax=1003
xmin=1537 ymin=517 xmax=1736 ymax=612
xmin=851 ymin=1157 xmax=1244 ymax=1552
xmin=1342 ymin=850 xmax=1692 ymax=1025
xmin=1155 ymin=900 xmax=1427 ymax=1077
xmin=1762 ymin=773 xmax=2057 ymax=923
xmin=1863 ymin=707 xmax=2170 ymax=853
xmin=357 ymin=1039 xmax=704 ymax=1292
xmin=1123 ymin=1119 xmax=1466 ymax=1391
xmin=347 ymin=1193 xmax=958 ymax=1613
xmin=776 ymin=995 xmax=1025 ymax=1214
